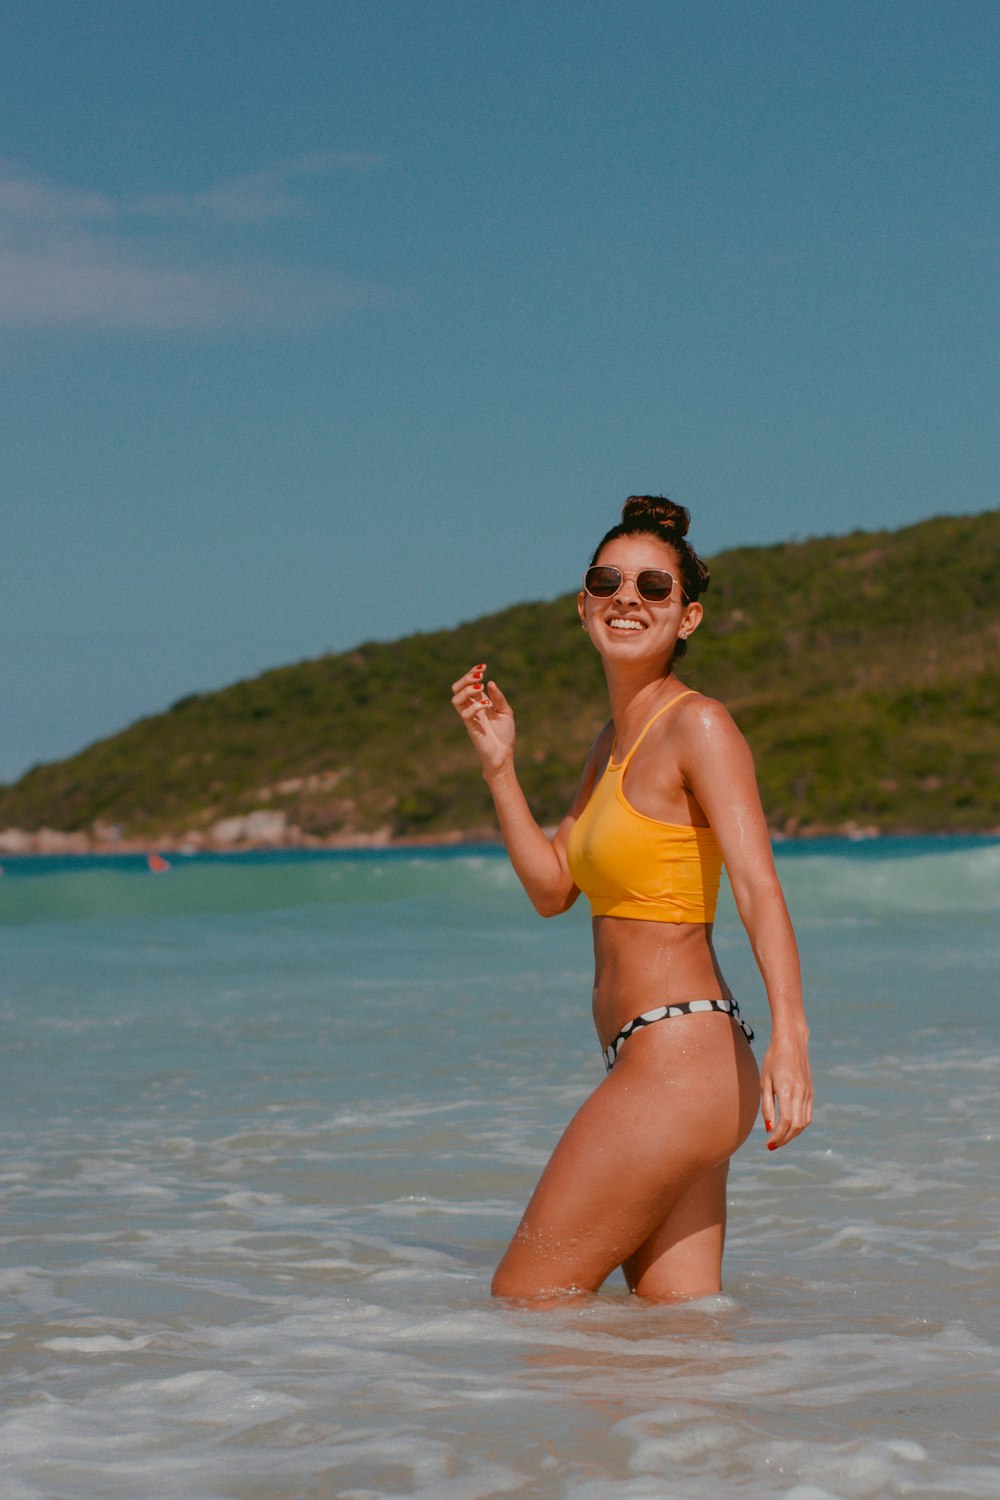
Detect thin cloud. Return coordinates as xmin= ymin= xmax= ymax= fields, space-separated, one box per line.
xmin=134 ymin=151 xmax=385 ymax=224
xmin=0 ymin=154 xmax=387 ymax=331
xmin=0 ymin=168 xmax=116 ymax=224
xmin=0 ymin=237 xmax=372 ymax=331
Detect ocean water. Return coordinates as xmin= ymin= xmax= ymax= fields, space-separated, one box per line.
xmin=0 ymin=838 xmax=998 ymax=1500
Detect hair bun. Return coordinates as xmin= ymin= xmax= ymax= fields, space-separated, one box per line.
xmin=622 ymin=495 xmax=691 ymax=538
xmin=589 ymin=492 xmax=709 ymax=609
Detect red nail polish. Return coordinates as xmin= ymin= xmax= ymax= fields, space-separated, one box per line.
xmin=764 ymin=1120 xmax=773 ymax=1132
xmin=767 ymin=1142 xmax=777 ymax=1151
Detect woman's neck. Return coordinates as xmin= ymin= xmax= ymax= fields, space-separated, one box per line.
xmin=604 ymin=663 xmax=685 ymax=739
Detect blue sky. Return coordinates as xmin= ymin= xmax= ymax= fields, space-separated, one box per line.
xmin=2 ymin=0 xmax=997 ymax=782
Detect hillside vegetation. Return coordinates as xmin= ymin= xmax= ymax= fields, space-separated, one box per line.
xmin=3 ymin=510 xmax=998 ymax=841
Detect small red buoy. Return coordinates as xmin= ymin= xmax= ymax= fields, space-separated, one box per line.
xmin=147 ymin=853 xmax=171 ymax=873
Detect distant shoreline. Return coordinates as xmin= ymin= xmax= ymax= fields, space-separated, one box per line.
xmin=2 ymin=822 xmax=999 ymax=859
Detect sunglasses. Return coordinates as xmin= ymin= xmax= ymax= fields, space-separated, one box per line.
xmin=583 ymin=565 xmax=680 ymax=603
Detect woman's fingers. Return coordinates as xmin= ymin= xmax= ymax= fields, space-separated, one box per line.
xmin=486 ymin=679 xmax=509 ymax=711
xmin=450 ymin=662 xmax=487 ymax=696
xmin=450 ymin=664 xmax=515 ymax=779
xmin=761 ymin=1061 xmax=813 ymax=1151
xmin=764 ymin=1093 xmax=808 ymax=1147
xmin=451 ymin=664 xmax=505 ymax=740
xmin=451 ymin=664 xmax=491 ymax=713
xmin=761 ymin=1077 xmax=775 ymax=1138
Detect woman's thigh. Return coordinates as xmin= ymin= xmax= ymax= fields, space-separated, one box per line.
xmin=492 ymin=1016 xmax=758 ymax=1299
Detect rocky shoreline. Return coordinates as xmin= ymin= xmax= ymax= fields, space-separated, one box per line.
xmin=0 ymin=820 xmax=502 ymax=857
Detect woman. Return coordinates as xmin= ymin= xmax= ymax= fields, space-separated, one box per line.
xmin=451 ymin=495 xmax=812 ymax=1301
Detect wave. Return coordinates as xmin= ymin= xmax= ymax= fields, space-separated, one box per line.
xmin=0 ymin=837 xmax=997 ymax=926
xmin=0 ymin=846 xmax=523 ymax=926
xmin=765 ymin=837 xmax=1000 ymax=920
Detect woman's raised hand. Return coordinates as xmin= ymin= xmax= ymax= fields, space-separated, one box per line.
xmin=451 ymin=664 xmax=516 ymax=778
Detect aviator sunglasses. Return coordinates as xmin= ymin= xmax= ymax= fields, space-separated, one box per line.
xmin=583 ymin=565 xmax=681 ymax=603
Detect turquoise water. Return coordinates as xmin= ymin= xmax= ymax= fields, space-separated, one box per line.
xmin=1 ymin=840 xmax=998 ymax=1499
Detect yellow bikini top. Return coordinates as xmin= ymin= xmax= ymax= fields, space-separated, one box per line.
xmin=566 ymin=691 xmax=722 ymax=924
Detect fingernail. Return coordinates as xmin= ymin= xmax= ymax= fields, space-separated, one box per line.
xmin=767 ymin=1142 xmax=777 ymax=1151
xmin=764 ymin=1120 xmax=773 ymax=1132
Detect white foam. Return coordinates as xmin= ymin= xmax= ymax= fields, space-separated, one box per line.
xmin=42 ymin=1335 xmax=155 ymax=1353
xmin=216 ymin=1190 xmax=285 ymax=1208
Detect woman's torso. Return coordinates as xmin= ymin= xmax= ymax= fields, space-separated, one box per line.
xmin=566 ymin=691 xmax=730 ymax=1048
xmin=589 ymin=917 xmax=731 ymax=1046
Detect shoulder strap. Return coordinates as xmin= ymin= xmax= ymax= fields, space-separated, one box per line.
xmin=617 ymin=690 xmax=697 ymax=769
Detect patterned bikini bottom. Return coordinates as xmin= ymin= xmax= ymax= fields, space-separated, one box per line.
xmin=602 ymin=997 xmax=755 ymax=1073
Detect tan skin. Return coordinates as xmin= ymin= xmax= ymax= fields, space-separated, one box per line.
xmin=451 ymin=532 xmax=812 ymax=1301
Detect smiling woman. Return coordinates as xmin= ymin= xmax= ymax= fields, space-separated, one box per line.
xmin=451 ymin=494 xmax=812 ymax=1304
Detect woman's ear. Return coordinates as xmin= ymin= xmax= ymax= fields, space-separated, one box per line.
xmin=678 ymin=600 xmax=704 ymax=640
xmin=577 ymin=591 xmax=588 ymax=629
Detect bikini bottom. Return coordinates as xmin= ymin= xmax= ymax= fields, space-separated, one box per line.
xmin=603 ymin=998 xmax=754 ymax=1073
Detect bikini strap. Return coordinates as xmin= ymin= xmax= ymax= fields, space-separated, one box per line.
xmin=616 ymin=690 xmax=697 ymax=769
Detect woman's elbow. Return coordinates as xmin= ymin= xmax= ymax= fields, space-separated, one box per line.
xmin=530 ymin=886 xmax=579 ymax=919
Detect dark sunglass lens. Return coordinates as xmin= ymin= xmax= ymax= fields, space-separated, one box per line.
xmin=585 ymin=567 xmax=621 ymax=596
xmin=637 ymin=570 xmax=673 ymax=601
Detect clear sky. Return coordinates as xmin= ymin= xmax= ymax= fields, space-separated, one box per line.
xmin=2 ymin=0 xmax=997 ymax=783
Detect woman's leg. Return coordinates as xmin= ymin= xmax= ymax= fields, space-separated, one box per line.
xmin=622 ymin=1161 xmax=729 ymax=1300
xmin=492 ymin=1015 xmax=758 ymax=1300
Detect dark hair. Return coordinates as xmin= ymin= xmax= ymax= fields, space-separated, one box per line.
xmin=589 ymin=495 xmax=710 ymax=658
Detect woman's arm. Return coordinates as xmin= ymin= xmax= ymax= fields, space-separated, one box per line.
xmin=678 ymin=698 xmax=813 ymax=1151
xmin=451 ymin=664 xmax=604 ymax=917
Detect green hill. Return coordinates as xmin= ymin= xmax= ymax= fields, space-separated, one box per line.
xmin=3 ymin=510 xmax=998 ymax=842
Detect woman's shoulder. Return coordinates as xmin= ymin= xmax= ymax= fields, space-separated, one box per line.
xmin=672 ymin=690 xmax=747 ymax=747
xmin=675 ymin=687 xmax=733 ymax=723
xmin=671 ymin=690 xmax=756 ymax=778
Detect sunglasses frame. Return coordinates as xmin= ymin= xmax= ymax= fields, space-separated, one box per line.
xmin=583 ymin=564 xmax=681 ymax=604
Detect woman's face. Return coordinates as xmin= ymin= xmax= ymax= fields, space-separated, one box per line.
xmin=576 ymin=533 xmax=702 ymax=665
